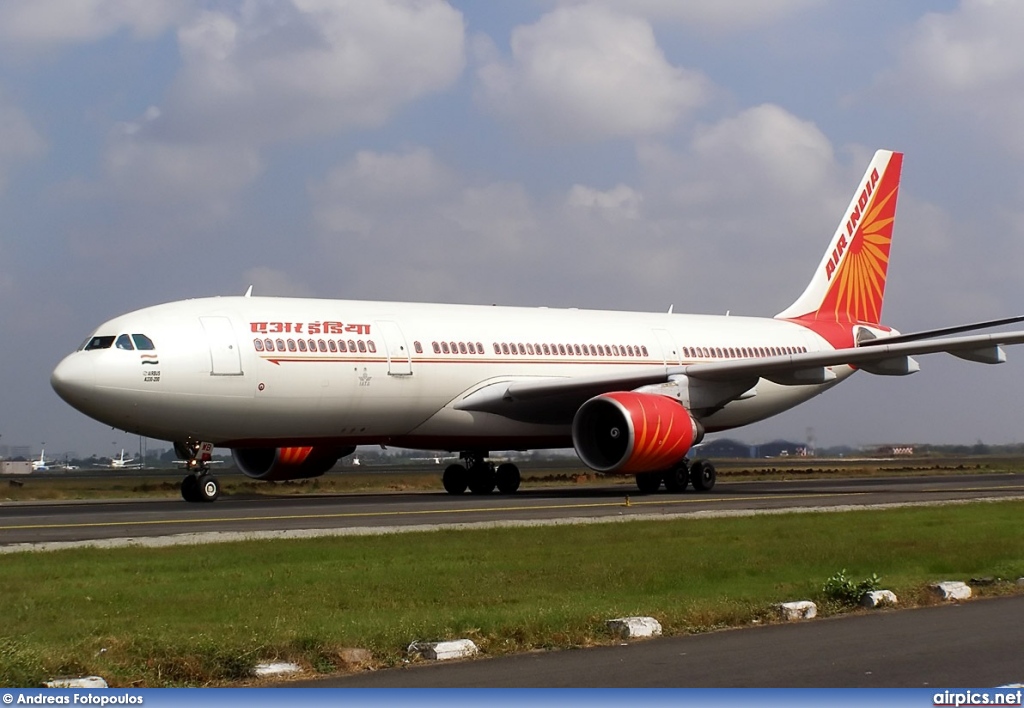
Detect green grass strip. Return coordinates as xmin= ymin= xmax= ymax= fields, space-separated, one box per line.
xmin=2 ymin=500 xmax=1023 ymax=686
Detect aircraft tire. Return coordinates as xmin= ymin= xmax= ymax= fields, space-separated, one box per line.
xmin=443 ymin=464 xmax=469 ymax=495
xmin=635 ymin=471 xmax=661 ymax=494
xmin=495 ymin=463 xmax=521 ymax=494
xmin=690 ymin=460 xmax=716 ymax=492
xmin=180 ymin=474 xmax=200 ymax=502
xmin=663 ymin=462 xmax=690 ymax=493
xmin=467 ymin=462 xmax=496 ymax=494
xmin=197 ymin=475 xmax=220 ymax=502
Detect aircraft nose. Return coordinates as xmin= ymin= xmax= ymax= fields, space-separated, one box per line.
xmin=51 ymin=353 xmax=96 ymax=410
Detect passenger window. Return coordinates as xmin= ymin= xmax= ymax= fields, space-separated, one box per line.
xmin=357 ymin=340 xmax=367 ymax=353
xmin=433 ymin=342 xmax=441 ymax=354
xmin=414 ymin=341 xmax=423 ymax=354
xmin=265 ymin=338 xmax=275 ymax=351
xmin=298 ymin=339 xmax=307 ymax=352
xmin=459 ymin=342 xmax=468 ymax=354
xmin=329 ymin=340 xmax=337 ymax=353
xmin=131 ymin=334 xmax=155 ymax=350
xmin=338 ymin=340 xmax=348 ymax=352
xmin=287 ymin=339 xmax=297 ymax=352
xmin=276 ymin=338 xmax=286 ymax=351
xmin=84 ymin=335 xmax=116 ymax=351
xmin=115 ymin=334 xmax=134 ymax=350
xmin=348 ymin=339 xmax=356 ymax=352
xmin=254 ymin=339 xmax=265 ymax=352
xmin=476 ymin=342 xmax=484 ymax=354
xmin=442 ymin=342 xmax=450 ymax=354
xmin=367 ymin=341 xmax=376 ymax=353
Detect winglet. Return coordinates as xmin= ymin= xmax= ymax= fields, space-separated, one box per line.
xmin=776 ymin=150 xmax=903 ymax=325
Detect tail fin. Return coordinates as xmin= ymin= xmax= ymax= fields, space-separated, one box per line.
xmin=776 ymin=150 xmax=903 ymax=325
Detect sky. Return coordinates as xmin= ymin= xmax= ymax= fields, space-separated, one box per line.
xmin=3 ymin=0 xmax=1024 ymax=459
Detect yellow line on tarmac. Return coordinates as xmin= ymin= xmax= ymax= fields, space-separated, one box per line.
xmin=0 ymin=492 xmax=869 ymax=532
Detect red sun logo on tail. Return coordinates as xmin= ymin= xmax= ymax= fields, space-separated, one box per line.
xmin=814 ymin=153 xmax=902 ymax=325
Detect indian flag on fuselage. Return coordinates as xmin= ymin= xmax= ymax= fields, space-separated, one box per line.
xmin=776 ymin=150 xmax=903 ymax=328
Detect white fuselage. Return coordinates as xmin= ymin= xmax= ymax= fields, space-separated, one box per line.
xmin=52 ymin=295 xmax=852 ymax=453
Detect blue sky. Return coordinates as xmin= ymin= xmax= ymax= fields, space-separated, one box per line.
xmin=2 ymin=0 xmax=1024 ymax=458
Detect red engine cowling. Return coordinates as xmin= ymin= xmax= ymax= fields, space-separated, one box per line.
xmin=232 ymin=446 xmax=354 ymax=481
xmin=572 ymin=392 xmax=703 ymax=473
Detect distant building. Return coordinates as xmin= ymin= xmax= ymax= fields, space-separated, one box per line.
xmin=0 ymin=460 xmax=33 ymax=475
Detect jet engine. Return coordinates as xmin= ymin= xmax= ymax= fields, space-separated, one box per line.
xmin=572 ymin=392 xmax=703 ymax=474
xmin=232 ymin=446 xmax=355 ymax=481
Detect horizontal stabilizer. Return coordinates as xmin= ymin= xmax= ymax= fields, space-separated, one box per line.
xmin=859 ymin=315 xmax=1024 ymax=347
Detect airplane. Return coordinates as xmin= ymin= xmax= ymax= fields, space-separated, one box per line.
xmin=32 ymin=450 xmax=50 ymax=472
xmin=50 ymin=149 xmax=1024 ymax=503
xmin=110 ymin=449 xmax=143 ymax=470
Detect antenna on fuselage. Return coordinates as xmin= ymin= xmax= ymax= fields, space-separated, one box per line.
xmin=244 ymin=285 xmax=253 ymax=297
xmin=667 ymin=305 xmax=674 ymax=314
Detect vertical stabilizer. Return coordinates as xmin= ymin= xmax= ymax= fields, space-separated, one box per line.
xmin=776 ymin=150 xmax=903 ymax=325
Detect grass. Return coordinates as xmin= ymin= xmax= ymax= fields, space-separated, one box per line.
xmin=1 ymin=500 xmax=1023 ymax=686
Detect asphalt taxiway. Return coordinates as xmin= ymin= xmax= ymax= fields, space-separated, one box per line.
xmin=292 ymin=594 xmax=1024 ymax=687
xmin=2 ymin=472 xmax=1022 ymax=550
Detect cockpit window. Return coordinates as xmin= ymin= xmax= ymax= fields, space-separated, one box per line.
xmin=115 ymin=334 xmax=135 ymax=350
xmin=83 ymin=335 xmax=116 ymax=351
xmin=132 ymin=334 xmax=155 ymax=350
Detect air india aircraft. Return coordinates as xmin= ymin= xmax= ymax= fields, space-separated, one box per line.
xmin=51 ymin=150 xmax=1024 ymax=502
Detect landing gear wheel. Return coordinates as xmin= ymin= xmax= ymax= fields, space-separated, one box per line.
xmin=197 ymin=475 xmax=220 ymax=502
xmin=180 ymin=474 xmax=200 ymax=502
xmin=467 ymin=462 xmax=496 ymax=495
xmin=635 ymin=472 xmax=661 ymax=494
xmin=690 ymin=459 xmax=716 ymax=492
xmin=663 ymin=462 xmax=690 ymax=493
xmin=443 ymin=464 xmax=469 ymax=495
xmin=495 ymin=463 xmax=521 ymax=494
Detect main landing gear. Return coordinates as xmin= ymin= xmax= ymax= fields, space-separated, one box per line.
xmin=442 ymin=451 xmax=521 ymax=495
xmin=177 ymin=441 xmax=220 ymax=503
xmin=635 ymin=458 xmax=716 ymax=495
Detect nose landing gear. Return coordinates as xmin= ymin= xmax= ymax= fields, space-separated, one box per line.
xmin=177 ymin=441 xmax=221 ymax=503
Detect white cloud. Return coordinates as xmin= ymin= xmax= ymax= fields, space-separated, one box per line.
xmin=558 ymin=0 xmax=824 ymax=31
xmin=311 ymin=147 xmax=455 ymax=238
xmin=477 ymin=5 xmax=710 ymax=143
xmin=887 ymin=0 xmax=1024 ymax=152
xmin=0 ymin=0 xmax=192 ymax=50
xmin=689 ymin=103 xmax=835 ymax=201
xmin=152 ymin=0 xmax=466 ymax=145
xmin=0 ymin=90 xmax=47 ymax=192
xmin=565 ymin=184 xmax=642 ymax=219
xmin=103 ymin=136 xmax=263 ymax=208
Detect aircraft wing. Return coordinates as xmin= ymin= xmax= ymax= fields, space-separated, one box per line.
xmin=455 ymin=327 xmax=1024 ymax=424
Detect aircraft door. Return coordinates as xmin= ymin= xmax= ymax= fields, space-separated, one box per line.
xmin=375 ymin=320 xmax=413 ymax=376
xmin=653 ymin=328 xmax=681 ymax=365
xmin=200 ymin=316 xmax=243 ymax=376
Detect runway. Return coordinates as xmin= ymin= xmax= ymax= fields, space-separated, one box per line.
xmin=2 ymin=472 xmax=1023 ymax=550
